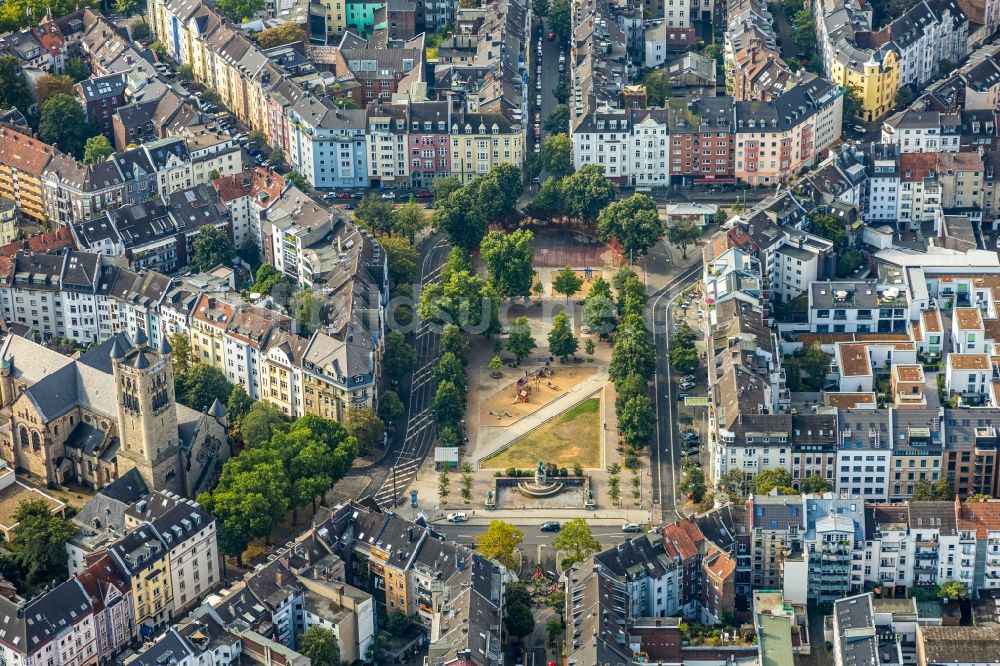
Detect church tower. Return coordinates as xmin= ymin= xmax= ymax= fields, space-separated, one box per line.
xmin=112 ymin=331 xmax=181 ymax=494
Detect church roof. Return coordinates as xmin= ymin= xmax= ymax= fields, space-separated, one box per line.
xmin=207 ymin=398 xmax=226 ymax=419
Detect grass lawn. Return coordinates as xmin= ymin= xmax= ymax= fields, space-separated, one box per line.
xmin=483 ymin=396 xmax=601 ymax=469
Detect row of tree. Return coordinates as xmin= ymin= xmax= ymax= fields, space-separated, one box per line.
xmin=431 ymin=164 xmax=523 ymax=252
xmin=198 ymin=408 xmax=359 ymax=564
xmin=527 ymin=164 xmax=618 ymax=224
xmin=433 ymin=322 xmax=470 ymax=447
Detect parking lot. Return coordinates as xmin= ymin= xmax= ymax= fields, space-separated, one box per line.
xmin=673 ymin=287 xmax=712 ymax=490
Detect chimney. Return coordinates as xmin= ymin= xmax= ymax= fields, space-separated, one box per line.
xmin=275 ymin=570 xmax=284 ymax=586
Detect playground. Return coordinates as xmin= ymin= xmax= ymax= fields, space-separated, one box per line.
xmin=481 ymin=396 xmax=602 ymax=469
xmin=477 ymin=364 xmax=598 ymax=425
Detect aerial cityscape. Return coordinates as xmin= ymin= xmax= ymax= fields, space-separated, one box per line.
xmin=0 ymin=0 xmax=999 ymax=663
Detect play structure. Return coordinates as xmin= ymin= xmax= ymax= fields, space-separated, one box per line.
xmin=512 ymin=366 xmax=555 ymax=404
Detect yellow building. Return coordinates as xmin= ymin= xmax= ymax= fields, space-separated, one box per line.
xmin=0 ymin=128 xmax=55 ymax=223
xmin=301 ymin=330 xmax=376 ymax=422
xmin=109 ymin=526 xmax=174 ymax=628
xmin=260 ymin=330 xmax=309 ymax=418
xmin=450 ymin=114 xmax=524 ymax=184
xmin=190 ymin=294 xmax=234 ymax=371
xmin=829 ymin=45 xmax=900 ymax=122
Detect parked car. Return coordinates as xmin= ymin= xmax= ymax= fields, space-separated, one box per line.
xmin=540 ymin=521 xmax=561 ymax=532
xmin=677 ymin=392 xmax=690 ymax=401
xmin=336 ymin=192 xmax=353 ymax=199
xmin=852 ymin=124 xmax=866 ymax=133
xmin=679 ymin=382 xmax=695 ymax=391
xmin=414 ymin=190 xmax=433 ymax=198
xmin=546 ymin=31 xmax=555 ymax=40
xmin=380 ymin=191 xmax=397 ymax=199
xmin=447 ymin=513 xmax=468 ymax=523
xmin=622 ymin=523 xmax=642 ymax=533
xmin=682 ymin=375 xmax=695 ymax=382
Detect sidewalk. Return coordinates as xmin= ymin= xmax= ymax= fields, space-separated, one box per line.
xmin=423 ymin=508 xmax=653 ymax=526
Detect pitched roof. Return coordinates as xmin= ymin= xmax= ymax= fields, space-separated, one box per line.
xmin=0 ymin=128 xmax=55 ymax=176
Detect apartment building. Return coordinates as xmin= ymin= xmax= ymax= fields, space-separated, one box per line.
xmin=815 ymin=0 xmax=967 ymax=121
xmin=0 ymin=127 xmax=56 ymax=223
xmin=734 ymin=76 xmax=843 ymax=185
xmin=190 ymin=295 xmax=236 ymax=371
xmin=942 ymin=411 xmax=999 ymax=497
xmin=865 ymin=142 xmax=901 ymax=221
xmin=123 ymin=492 xmax=221 ymax=616
xmin=748 ymin=494 xmax=804 ymax=588
xmin=260 ymin=330 xmax=309 ymax=417
xmin=0 ymin=579 xmax=98 ymax=666
xmin=450 ymin=113 xmax=524 ymax=183
xmin=881 ymin=111 xmax=962 ymax=153
xmin=211 ymin=168 xmax=286 ymax=252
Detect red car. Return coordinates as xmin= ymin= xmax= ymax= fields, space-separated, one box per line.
xmin=414 ymin=190 xmax=433 ymax=198
xmin=336 ymin=192 xmax=353 ymax=199
xmin=546 ymin=31 xmax=555 ymax=40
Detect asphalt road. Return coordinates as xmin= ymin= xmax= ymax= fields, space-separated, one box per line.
xmin=364 ymin=235 xmax=451 ymax=508
xmin=650 ymin=259 xmax=703 ymax=523
xmin=433 ymin=522 xmax=639 ymax=551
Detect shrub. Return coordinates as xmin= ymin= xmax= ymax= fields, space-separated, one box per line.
xmin=506 ymin=467 xmax=518 ymax=477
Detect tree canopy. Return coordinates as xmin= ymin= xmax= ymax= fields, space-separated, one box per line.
xmin=597 ymin=194 xmax=663 ymax=260
xmin=544 ymin=104 xmax=570 ymax=134
xmin=298 ymin=626 xmax=340 ymax=666
xmin=256 ymin=23 xmax=307 ymax=48
xmin=554 ymin=518 xmax=602 ymax=567
xmin=193 ymin=226 xmax=236 ymax=271
xmin=641 ymin=70 xmax=671 ymax=106
xmin=215 ymin=0 xmax=264 ymax=22
xmin=507 ymin=316 xmax=537 ymax=362
xmin=480 ymin=229 xmax=535 ymax=299
xmin=552 ymin=265 xmax=582 ymax=302
xmin=35 ymin=74 xmax=76 ymax=106
xmin=10 ymin=499 xmax=75 ymax=586
xmin=175 ymin=363 xmax=233 ymax=411
xmin=355 ymin=194 xmax=395 ymax=235
xmin=433 ymin=187 xmax=488 ymax=253
xmin=752 ymin=468 xmax=795 ymax=495
xmin=667 ymin=220 xmax=701 ymax=259
xmin=561 ymin=164 xmax=617 ymax=221
xmin=344 ymin=407 xmax=384 ymax=455
xmin=383 ymin=331 xmax=417 ymax=382
xmin=39 ymin=93 xmax=95 ymax=159
xmin=547 ymin=310 xmax=578 ymax=359
xmin=476 ymin=520 xmax=524 ymax=570
xmin=0 ymin=55 xmax=32 ymax=111
xmin=199 ymin=413 xmax=358 ymax=561
xmin=541 ymin=133 xmax=574 ymax=179
xmin=83 ymin=135 xmax=114 ymax=165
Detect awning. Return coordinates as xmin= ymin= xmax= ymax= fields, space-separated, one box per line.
xmin=694 ymin=177 xmax=735 ymax=183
